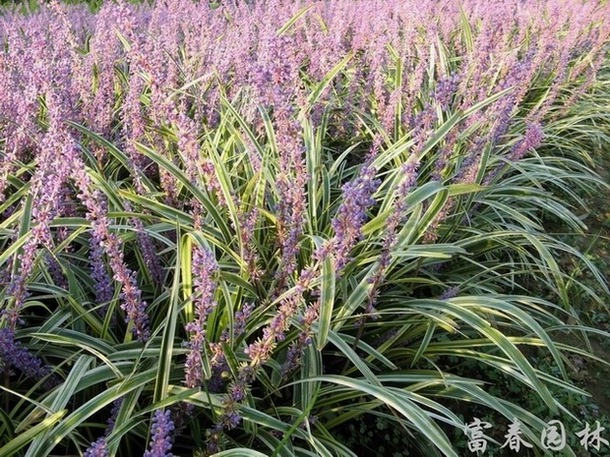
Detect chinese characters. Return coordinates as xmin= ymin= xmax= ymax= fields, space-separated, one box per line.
xmin=464 ymin=418 xmax=608 ymax=453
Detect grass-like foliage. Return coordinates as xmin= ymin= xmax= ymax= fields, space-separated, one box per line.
xmin=1 ymin=0 xmax=610 ymax=455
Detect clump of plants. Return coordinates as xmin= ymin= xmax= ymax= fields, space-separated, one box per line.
xmin=1 ymin=1 xmax=609 ymax=456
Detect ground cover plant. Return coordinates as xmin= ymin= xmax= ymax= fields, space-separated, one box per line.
xmin=1 ymin=0 xmax=610 ymax=455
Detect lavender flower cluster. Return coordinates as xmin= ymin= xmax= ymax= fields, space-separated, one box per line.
xmin=144 ymin=410 xmax=175 ymax=457
xmin=184 ymin=246 xmax=219 ymax=389
xmin=83 ymin=399 xmax=124 ymax=457
xmin=0 ymin=0 xmax=606 ymax=322
xmin=0 ymin=328 xmax=54 ymax=385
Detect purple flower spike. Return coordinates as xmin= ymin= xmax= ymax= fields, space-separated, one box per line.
xmin=82 ymin=398 xmax=123 ymax=457
xmin=329 ymin=159 xmax=381 ymax=273
xmin=83 ymin=437 xmax=108 ymax=457
xmin=72 ymin=165 xmax=150 ymax=342
xmin=144 ymin=409 xmax=175 ymax=457
xmin=507 ymin=122 xmax=544 ymax=162
xmin=184 ymin=246 xmax=219 ymax=388
xmin=90 ymin=233 xmax=113 ymax=308
xmin=440 ymin=286 xmax=460 ymax=300
xmin=0 ymin=327 xmax=54 ymax=385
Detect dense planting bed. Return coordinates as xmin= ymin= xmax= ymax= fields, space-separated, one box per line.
xmin=1 ymin=0 xmax=610 ymax=455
